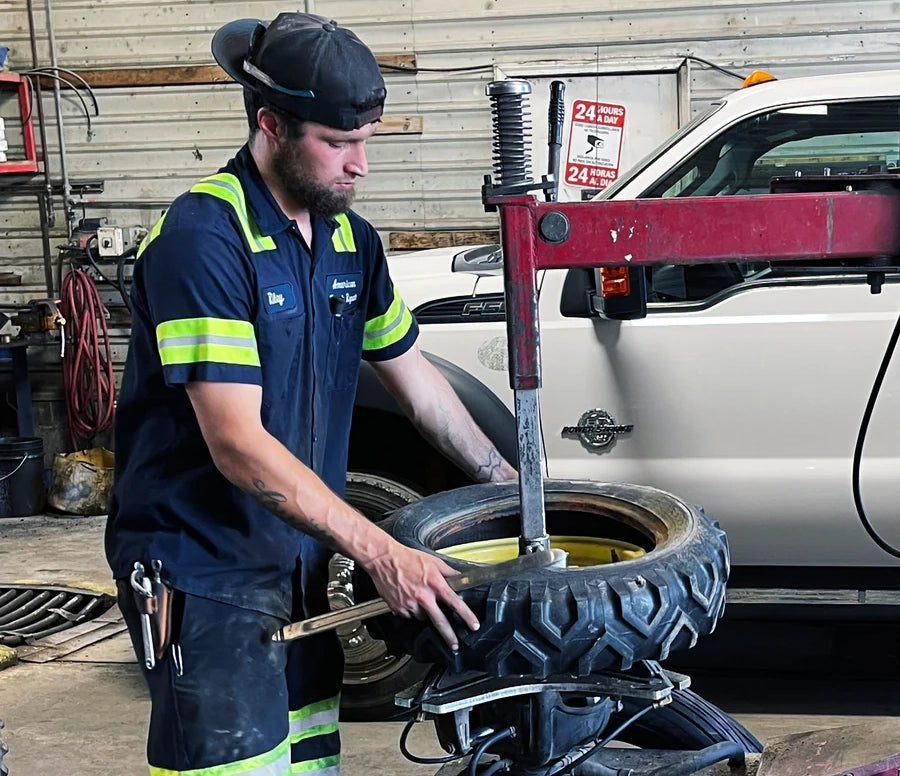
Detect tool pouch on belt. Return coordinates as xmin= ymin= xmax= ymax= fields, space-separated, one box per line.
xmin=130 ymin=560 xmax=180 ymax=669
xmin=147 ymin=575 xmax=174 ymax=660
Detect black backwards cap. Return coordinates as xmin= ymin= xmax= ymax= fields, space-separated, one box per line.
xmin=212 ymin=12 xmax=386 ymax=131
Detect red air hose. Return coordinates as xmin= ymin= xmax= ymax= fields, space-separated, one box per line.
xmin=59 ymin=268 xmax=116 ymax=448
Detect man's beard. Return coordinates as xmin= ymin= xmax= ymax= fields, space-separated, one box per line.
xmin=271 ymin=142 xmax=355 ymax=218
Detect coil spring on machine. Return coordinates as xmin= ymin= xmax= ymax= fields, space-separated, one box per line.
xmin=487 ymin=81 xmax=534 ymax=186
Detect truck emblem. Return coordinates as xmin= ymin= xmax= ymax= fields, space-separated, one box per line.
xmin=562 ymin=410 xmax=633 ymax=451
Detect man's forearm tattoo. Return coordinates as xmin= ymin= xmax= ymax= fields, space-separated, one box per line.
xmin=418 ymin=405 xmax=505 ymax=482
xmin=299 ymin=524 xmax=340 ymax=553
xmin=252 ymin=479 xmax=288 ymax=516
xmin=250 ymin=478 xmax=340 ymax=552
xmin=473 ymin=447 xmax=503 ymax=482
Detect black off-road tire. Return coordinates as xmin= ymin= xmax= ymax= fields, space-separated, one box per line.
xmin=374 ymin=480 xmax=730 ymax=678
xmin=337 ymin=473 xmax=430 ymax=721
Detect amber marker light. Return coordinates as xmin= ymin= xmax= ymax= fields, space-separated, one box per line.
xmin=600 ymin=267 xmax=631 ymax=297
xmin=742 ymin=70 xmax=777 ymax=88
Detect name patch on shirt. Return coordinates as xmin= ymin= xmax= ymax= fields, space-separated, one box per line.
xmin=263 ymin=283 xmax=297 ymax=314
xmin=326 ymin=272 xmax=362 ymax=314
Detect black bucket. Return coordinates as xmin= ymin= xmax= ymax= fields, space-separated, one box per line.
xmin=0 ymin=437 xmax=45 ymax=517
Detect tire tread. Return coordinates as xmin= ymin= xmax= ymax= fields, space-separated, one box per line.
xmin=379 ymin=481 xmax=731 ymax=677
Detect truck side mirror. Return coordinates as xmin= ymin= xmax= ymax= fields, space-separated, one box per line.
xmin=593 ymin=267 xmax=648 ymax=320
xmin=560 ymin=267 xmax=648 ymax=320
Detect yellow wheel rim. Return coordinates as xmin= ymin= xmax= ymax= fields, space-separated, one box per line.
xmin=439 ymin=536 xmax=645 ymax=567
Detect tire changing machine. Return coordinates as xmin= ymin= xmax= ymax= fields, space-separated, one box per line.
xmin=393 ymin=81 xmax=900 ymax=776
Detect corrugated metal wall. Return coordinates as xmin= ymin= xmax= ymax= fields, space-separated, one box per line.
xmin=0 ymin=0 xmax=898 ymax=448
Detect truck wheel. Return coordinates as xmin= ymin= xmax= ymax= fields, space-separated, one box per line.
xmin=612 ymin=685 xmax=763 ymax=752
xmin=374 ymin=480 xmax=729 ymax=677
xmin=335 ymin=472 xmax=430 ymax=721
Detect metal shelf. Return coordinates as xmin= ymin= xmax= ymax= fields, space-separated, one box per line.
xmin=0 ymin=72 xmax=39 ymax=176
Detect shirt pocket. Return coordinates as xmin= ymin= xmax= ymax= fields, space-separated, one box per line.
xmin=328 ymin=308 xmax=364 ymax=391
xmin=255 ymin=310 xmax=308 ymax=411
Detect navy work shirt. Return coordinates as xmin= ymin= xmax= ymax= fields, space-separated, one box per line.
xmin=106 ymin=145 xmax=418 ymax=618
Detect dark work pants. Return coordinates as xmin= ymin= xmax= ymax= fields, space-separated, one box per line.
xmin=117 ymin=543 xmax=344 ymax=775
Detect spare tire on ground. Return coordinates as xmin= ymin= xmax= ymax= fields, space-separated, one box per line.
xmin=337 ymin=472 xmax=430 ymax=721
xmin=369 ymin=480 xmax=730 ymax=678
xmin=612 ymin=685 xmax=763 ymax=752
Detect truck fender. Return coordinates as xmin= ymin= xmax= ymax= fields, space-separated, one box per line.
xmin=354 ymin=351 xmax=518 ymax=467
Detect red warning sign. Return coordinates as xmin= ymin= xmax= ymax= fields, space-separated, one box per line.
xmin=564 ymin=100 xmax=626 ymax=189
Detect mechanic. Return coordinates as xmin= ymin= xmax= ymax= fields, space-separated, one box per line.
xmin=105 ymin=12 xmax=517 ymax=776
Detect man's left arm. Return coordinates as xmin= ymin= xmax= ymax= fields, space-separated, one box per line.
xmin=370 ymin=344 xmax=517 ymax=483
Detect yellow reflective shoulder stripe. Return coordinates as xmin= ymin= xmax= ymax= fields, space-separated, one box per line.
xmin=191 ymin=173 xmax=277 ymax=254
xmin=363 ymin=286 xmax=413 ymax=351
xmin=136 ymin=211 xmax=168 ymax=259
xmin=331 ymin=213 xmax=356 ymax=253
xmin=156 ymin=317 xmax=260 ymax=368
xmin=148 ymin=734 xmax=290 ymax=776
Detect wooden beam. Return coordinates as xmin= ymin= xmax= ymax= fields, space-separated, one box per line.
xmin=378 ymin=116 xmax=422 ymax=135
xmin=389 ymin=230 xmax=500 ymax=251
xmin=34 ymin=64 xmax=421 ymax=135
xmin=37 ymin=55 xmax=416 ymax=89
xmin=376 ymin=54 xmax=418 ymax=71
xmin=40 ymin=65 xmax=229 ymax=89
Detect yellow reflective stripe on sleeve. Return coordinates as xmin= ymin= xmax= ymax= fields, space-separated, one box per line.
xmin=191 ymin=173 xmax=277 ymax=254
xmin=137 ymin=211 xmax=168 ymax=259
xmin=156 ymin=317 xmax=260 ymax=368
xmin=148 ymin=733 xmax=290 ymax=776
xmin=330 ymin=213 xmax=356 ymax=253
xmin=290 ymin=755 xmax=340 ymax=775
xmin=363 ymin=286 xmax=413 ymax=351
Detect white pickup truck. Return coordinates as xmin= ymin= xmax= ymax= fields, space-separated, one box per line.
xmin=340 ymin=68 xmax=900 ymax=719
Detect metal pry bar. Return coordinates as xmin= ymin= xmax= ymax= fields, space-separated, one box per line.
xmin=272 ymin=548 xmax=567 ymax=642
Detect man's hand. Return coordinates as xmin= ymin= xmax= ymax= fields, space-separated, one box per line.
xmin=361 ymin=544 xmax=479 ymax=650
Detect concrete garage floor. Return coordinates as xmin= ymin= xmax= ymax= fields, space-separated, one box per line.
xmin=1 ymin=514 xmax=899 ymax=776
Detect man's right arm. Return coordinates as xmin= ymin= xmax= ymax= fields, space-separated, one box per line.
xmin=184 ymin=380 xmax=478 ymax=649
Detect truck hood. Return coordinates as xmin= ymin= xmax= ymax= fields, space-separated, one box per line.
xmin=387 ymin=245 xmax=505 ymax=308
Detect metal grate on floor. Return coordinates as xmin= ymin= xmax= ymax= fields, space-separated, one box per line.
xmin=0 ymin=585 xmax=115 ymax=646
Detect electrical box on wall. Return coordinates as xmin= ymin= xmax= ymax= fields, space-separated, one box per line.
xmin=96 ymin=226 xmax=140 ymax=257
xmin=60 ymin=218 xmax=146 ymax=317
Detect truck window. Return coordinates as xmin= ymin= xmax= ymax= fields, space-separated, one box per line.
xmin=643 ymin=99 xmax=900 ymax=303
xmin=746 ymin=130 xmax=899 ymax=191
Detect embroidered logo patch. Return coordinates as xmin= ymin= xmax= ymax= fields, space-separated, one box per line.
xmin=263 ymin=283 xmax=296 ymax=314
xmin=326 ymin=273 xmax=362 ymax=312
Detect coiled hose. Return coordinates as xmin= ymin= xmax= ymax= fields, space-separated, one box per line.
xmin=60 ymin=268 xmax=116 ymax=448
